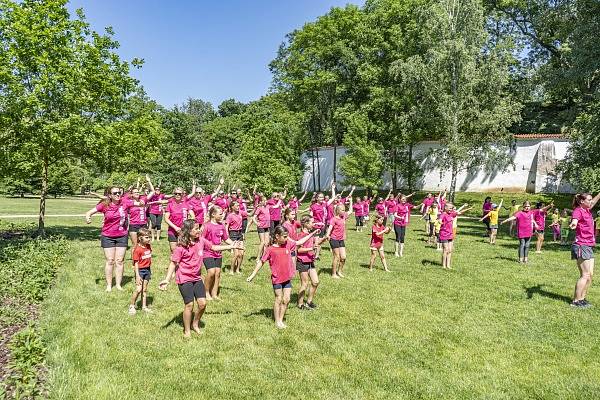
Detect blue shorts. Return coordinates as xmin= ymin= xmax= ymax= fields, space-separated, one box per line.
xmin=571 ymin=244 xmax=594 ymax=261
xmin=273 ymin=280 xmax=292 ymax=290
xmin=138 ymin=267 xmax=151 ymax=281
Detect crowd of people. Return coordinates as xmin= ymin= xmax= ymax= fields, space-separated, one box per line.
xmin=84 ymin=176 xmax=600 ymax=335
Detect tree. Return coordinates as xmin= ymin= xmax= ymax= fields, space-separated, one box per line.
xmin=0 ymin=0 xmax=141 ymax=234
xmin=217 ymin=98 xmax=247 ymax=117
xmin=391 ymin=0 xmax=521 ymax=201
xmin=339 ymin=113 xmax=384 ymax=191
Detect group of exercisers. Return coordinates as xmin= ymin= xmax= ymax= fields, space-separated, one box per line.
xmin=84 ymin=175 xmax=600 ymax=335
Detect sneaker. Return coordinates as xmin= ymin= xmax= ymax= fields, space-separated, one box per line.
xmin=571 ymin=300 xmax=591 ymax=308
xmin=298 ymin=304 xmax=308 ymax=311
xmin=128 ymin=305 xmax=136 ymax=315
xmin=581 ymin=299 xmax=592 ymax=308
xmin=306 ymin=302 xmax=317 ymax=310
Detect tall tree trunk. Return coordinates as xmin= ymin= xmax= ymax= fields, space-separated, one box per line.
xmin=392 ymin=148 xmax=397 ymax=192
xmin=407 ymin=143 xmax=414 ymax=191
xmin=315 ymin=147 xmax=321 ymax=192
xmin=38 ymin=154 xmax=48 ymax=236
xmin=332 ymin=134 xmax=337 ymax=186
xmin=449 ymin=161 xmax=458 ymax=204
xmin=311 ymin=148 xmax=317 ymax=192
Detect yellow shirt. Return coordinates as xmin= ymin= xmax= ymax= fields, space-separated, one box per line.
xmin=509 ymin=205 xmax=520 ymax=217
xmin=434 ymin=219 xmax=442 ymax=233
xmin=595 ymin=216 xmax=600 ymax=228
xmin=489 ymin=210 xmax=499 ymax=226
xmin=427 ymin=207 xmax=439 ymax=222
xmin=551 ymin=213 xmax=560 ymax=225
xmin=560 ymin=217 xmax=571 ymax=229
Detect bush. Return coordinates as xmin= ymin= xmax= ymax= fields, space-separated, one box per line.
xmin=4 ymin=326 xmax=46 ymax=399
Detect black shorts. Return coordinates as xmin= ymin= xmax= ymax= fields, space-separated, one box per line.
xmin=257 ymin=227 xmax=270 ymax=234
xmin=204 ymin=257 xmax=223 ymax=269
xmin=148 ymin=214 xmax=163 ymax=229
xmin=270 ymin=220 xmax=281 ymax=235
xmin=429 ymin=223 xmax=435 ymax=236
xmin=571 ymin=244 xmax=594 ymax=261
xmin=100 ymin=234 xmax=128 ymax=248
xmin=355 ymin=215 xmax=364 ymax=226
xmin=439 ymin=239 xmax=453 ymax=244
xmin=128 ymin=224 xmax=147 ymax=233
xmin=168 ymin=233 xmax=178 ymax=242
xmin=319 ymin=224 xmax=329 ymax=238
xmin=296 ymin=260 xmax=315 ymax=273
xmin=329 ymin=239 xmax=345 ymax=249
xmin=178 ymin=280 xmax=206 ymax=304
xmin=229 ymin=229 xmax=243 ymax=241
xmin=273 ymin=280 xmax=292 ymax=290
xmin=536 ymin=230 xmax=545 ymax=235
xmin=138 ymin=267 xmax=151 ymax=281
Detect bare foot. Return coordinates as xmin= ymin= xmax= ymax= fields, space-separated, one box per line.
xmin=192 ymin=325 xmax=202 ymax=334
xmin=183 ymin=331 xmax=192 ymax=339
xmin=394 ymin=253 xmax=400 ymax=258
xmin=331 ymin=274 xmax=341 ymax=279
xmin=206 ymin=295 xmax=213 ymax=301
xmin=338 ymin=272 xmax=345 ymax=278
xmin=275 ymin=322 xmax=286 ymax=329
xmin=105 ymin=286 xmax=112 ymax=292
xmin=384 ymin=268 xmax=391 ymax=272
xmin=213 ymin=296 xmax=221 ymax=301
xmin=369 ymin=268 xmax=373 ymax=272
xmin=229 ymin=271 xmax=234 ymax=275
xmin=115 ymin=285 xmax=123 ymax=291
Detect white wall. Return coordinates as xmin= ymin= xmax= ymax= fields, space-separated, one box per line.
xmin=300 ymin=139 xmax=575 ymax=193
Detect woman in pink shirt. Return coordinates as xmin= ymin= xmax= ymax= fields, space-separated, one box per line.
xmin=126 ymin=175 xmax=155 ymax=247
xmin=246 ymin=225 xmax=318 ymax=329
xmin=569 ymin=192 xmax=600 ymax=308
xmin=438 ymin=203 xmax=471 ymax=269
xmin=164 ymin=188 xmax=195 ymax=253
xmin=158 ymin=219 xmax=240 ymax=338
xmin=362 ymin=195 xmax=372 ymax=221
xmin=421 ymin=193 xmax=435 ymax=235
xmin=501 ymin=201 xmax=539 ymax=264
xmin=391 ymin=194 xmax=417 ymax=258
xmin=225 ymin=201 xmax=245 ymax=275
xmin=85 ymin=186 xmax=144 ymax=292
xmin=202 ymin=206 xmax=236 ymax=300
xmin=326 ymin=198 xmax=353 ymax=278
xmin=247 ymin=195 xmax=271 ymax=260
xmin=353 ymin=196 xmax=364 ymax=232
xmin=375 ymin=198 xmax=387 ymax=226
xmin=532 ymin=201 xmax=554 ymax=254
xmin=147 ymin=186 xmax=166 ymax=242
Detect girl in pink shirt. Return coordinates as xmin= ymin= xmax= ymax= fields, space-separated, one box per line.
xmin=353 ymin=196 xmax=365 ymax=232
xmin=225 ymin=201 xmax=245 ymax=275
xmin=247 ymin=195 xmax=271 ymax=260
xmin=375 ymin=198 xmax=386 ymax=225
xmin=246 ymin=225 xmax=318 ymax=329
xmin=85 ymin=185 xmax=144 ymax=292
xmin=501 ymin=201 xmax=539 ymax=264
xmin=421 ymin=193 xmax=435 ymax=235
xmin=147 ymin=187 xmax=166 ymax=242
xmin=326 ymin=198 xmax=353 ymax=279
xmin=295 ymin=216 xmax=327 ymax=310
xmin=391 ymin=194 xmax=417 ymax=258
xmin=533 ymin=201 xmax=554 ymax=254
xmin=569 ymin=192 xmax=600 ymax=308
xmin=202 ymin=206 xmax=236 ymax=301
xmin=439 ymin=203 xmax=471 ymax=270
xmin=159 ymin=220 xmax=240 ymax=338
xmin=126 ymin=175 xmax=155 ymax=247
xmin=369 ymin=215 xmax=391 ymax=272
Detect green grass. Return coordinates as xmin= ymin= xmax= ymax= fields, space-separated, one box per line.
xmin=23 ymin=196 xmax=599 ymax=400
xmin=0 ymin=196 xmax=98 ymax=215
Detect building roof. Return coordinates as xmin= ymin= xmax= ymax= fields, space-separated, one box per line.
xmin=513 ymin=133 xmax=564 ymax=139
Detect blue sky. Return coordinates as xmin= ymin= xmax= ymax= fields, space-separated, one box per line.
xmin=67 ymin=0 xmax=363 ymax=108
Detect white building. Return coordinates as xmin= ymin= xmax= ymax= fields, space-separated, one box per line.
xmin=300 ymin=134 xmax=574 ymax=193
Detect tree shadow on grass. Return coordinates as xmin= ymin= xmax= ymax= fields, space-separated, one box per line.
xmin=161 ymin=312 xmax=206 ymax=329
xmin=46 ymin=225 xmax=102 ymax=241
xmin=243 ymin=308 xmax=273 ymax=320
xmin=317 ymin=267 xmax=333 ymax=276
xmin=421 ymin=259 xmax=442 ymax=267
xmin=494 ymin=256 xmax=519 ymax=263
xmin=525 ymin=285 xmax=572 ymax=304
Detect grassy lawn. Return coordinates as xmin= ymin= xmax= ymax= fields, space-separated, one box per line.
xmin=0 ymin=196 xmax=98 ymax=215
xmin=20 ymin=196 xmax=598 ymax=400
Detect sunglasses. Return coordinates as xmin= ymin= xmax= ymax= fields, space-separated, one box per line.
xmin=174 ymin=192 xmax=183 ymax=196
xmin=111 ymin=191 xmax=122 ymax=195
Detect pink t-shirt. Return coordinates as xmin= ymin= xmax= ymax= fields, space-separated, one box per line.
xmin=371 ymin=224 xmax=386 ymax=247
xmin=353 ymin=202 xmax=364 ymax=217
xmin=288 ymin=199 xmax=299 ymax=210
xmin=95 ymin=201 xmax=131 ymax=237
xmin=226 ymin=212 xmax=243 ymax=231
xmin=188 ymin=197 xmax=206 ymax=224
xmin=385 ymin=200 xmax=397 ymax=216
xmin=148 ymin=193 xmax=165 ymax=215
xmin=439 ymin=211 xmax=457 ymax=241
xmin=514 ymin=210 xmax=534 ymax=239
xmin=422 ymin=197 xmax=434 ymax=213
xmin=166 ymin=198 xmax=191 ymax=236
xmin=330 ymin=213 xmax=347 ymax=240
xmin=572 ymin=207 xmax=595 ymax=246
xmin=171 ymin=238 xmax=212 ymax=284
xmin=261 ymin=239 xmax=297 ymax=284
xmin=238 ymin=199 xmax=248 ymax=218
xmin=326 ymin=203 xmax=334 ymax=224
xmin=127 ymin=196 xmax=147 ymax=225
xmin=201 ymin=222 xmax=229 ymax=259
xmin=394 ymin=203 xmax=414 ymax=226
xmin=375 ymin=202 xmax=386 ymax=216
xmin=362 ymin=199 xmax=371 ymax=215
xmin=532 ymin=209 xmax=547 ymax=230
xmin=214 ymin=197 xmax=228 ymax=210
xmin=267 ymin=198 xmax=283 ymax=221
xmin=282 ymin=220 xmax=301 ymax=240
xmin=296 ymin=231 xmax=315 ymax=263
xmin=254 ymin=206 xmax=270 ymax=229
xmin=310 ymin=202 xmax=327 ymax=227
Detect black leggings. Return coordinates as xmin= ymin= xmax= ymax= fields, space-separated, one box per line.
xmin=355 ymin=215 xmax=364 ymax=227
xmin=518 ymin=237 xmax=531 ymax=258
xmin=394 ymin=225 xmax=406 ymax=243
xmin=483 ymin=217 xmax=491 ymax=231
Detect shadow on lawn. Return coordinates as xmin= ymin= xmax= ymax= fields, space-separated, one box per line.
xmin=244 ymin=308 xmax=273 ymax=320
xmin=525 ymin=285 xmax=571 ymax=304
xmin=162 ymin=313 xmax=206 ymax=329
xmin=421 ymin=259 xmax=442 ymax=267
xmin=95 ymin=275 xmax=133 ymax=288
xmin=46 ymin=225 xmax=101 ymax=241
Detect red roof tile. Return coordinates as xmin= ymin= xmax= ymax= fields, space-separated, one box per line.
xmin=513 ymin=133 xmax=564 ymax=139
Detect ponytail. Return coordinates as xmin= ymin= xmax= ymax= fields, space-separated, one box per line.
xmin=572 ymin=193 xmax=590 ymax=209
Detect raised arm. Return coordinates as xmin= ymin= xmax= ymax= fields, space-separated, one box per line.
xmin=187 ymin=179 xmax=196 ymax=200
xmin=145 ymin=174 xmax=155 ymax=199
xmin=211 ymin=177 xmax=224 ymax=198
xmin=298 ymin=191 xmax=308 ymax=203
xmin=592 ymin=193 xmax=600 ymax=208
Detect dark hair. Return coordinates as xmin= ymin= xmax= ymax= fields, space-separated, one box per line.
xmin=572 ymin=193 xmax=591 ymax=209
xmin=535 ymin=201 xmax=543 ymax=209
xmin=484 ymin=197 xmax=492 ymax=202
xmin=138 ymin=228 xmax=151 ymax=238
xmin=270 ymin=225 xmax=288 ymax=245
xmin=229 ymin=201 xmax=239 ymax=213
xmin=102 ymin=186 xmax=120 ymax=206
xmin=300 ymin=215 xmax=312 ymax=228
xmin=177 ymin=219 xmax=198 ymax=248
xmin=283 ymin=207 xmax=294 ymax=221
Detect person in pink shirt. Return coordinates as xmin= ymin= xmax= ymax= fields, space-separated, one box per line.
xmin=326 ymin=198 xmax=353 ymax=278
xmin=85 ymin=185 xmax=144 ymax=292
xmin=309 ymin=183 xmax=336 ymax=259
xmin=282 ymin=208 xmax=301 ymax=241
xmin=421 ymin=193 xmax=435 ymax=235
xmin=501 ymin=201 xmax=539 ymax=264
xmin=287 ymin=190 xmax=307 ymax=211
xmin=375 ymin=198 xmax=387 ymax=226
xmin=225 ymin=202 xmax=245 ymax=275
xmin=126 ymin=175 xmax=155 ymax=247
xmin=267 ymin=190 xmax=286 ymax=235
xmin=295 ymin=216 xmax=327 ymax=310
xmin=439 ymin=203 xmax=471 ymax=269
xmin=147 ymin=186 xmax=167 ymax=242
xmin=234 ymin=188 xmax=250 ymax=233
xmin=202 ymin=206 xmax=236 ymax=300
xmin=391 ymin=194 xmax=417 ymax=258
xmin=532 ymin=201 xmax=554 ymax=254
xmin=362 ymin=195 xmax=372 ymax=222
xmin=569 ymin=192 xmax=600 ymax=308
xmin=246 ymin=195 xmax=271 ymax=260
xmin=187 ymin=186 xmax=209 ymax=228
xmin=158 ymin=220 xmax=241 ymax=338
xmin=368 ymin=215 xmax=391 ymax=272
xmin=353 ymin=196 xmax=364 ymax=232
xmin=164 ymin=188 xmax=195 ymax=253
xmin=384 ymin=192 xmax=397 ymax=226
xmin=246 ymin=225 xmax=318 ymax=329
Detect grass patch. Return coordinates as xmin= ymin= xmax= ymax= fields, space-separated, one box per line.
xmin=30 ymin=199 xmax=600 ymax=399
xmin=0 ymin=197 xmax=98 ymax=215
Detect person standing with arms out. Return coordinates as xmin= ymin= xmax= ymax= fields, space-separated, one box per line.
xmin=391 ymin=194 xmax=417 ymax=258
xmin=375 ymin=197 xmax=387 ymax=226
xmin=129 ymin=228 xmax=153 ymax=315
xmin=225 ymin=201 xmax=245 ymax=275
xmin=479 ymin=199 xmax=503 ymax=245
xmin=500 ymin=201 xmax=539 ymax=264
xmin=325 ymin=196 xmax=353 ymax=279
xmin=385 ymin=191 xmax=397 ymax=227
xmin=533 ymin=201 xmax=554 ymax=253
xmin=202 ymin=206 xmax=235 ymax=301
xmin=353 ymin=195 xmax=364 ymax=232
xmin=368 ymin=215 xmax=391 ymax=272
xmin=482 ymin=197 xmax=493 ymax=237
xmin=439 ymin=203 xmax=471 ymax=270
xmin=85 ymin=186 xmax=144 ymax=292
xmin=309 ymin=183 xmax=336 ymax=259
xmin=246 ymin=195 xmax=271 ymax=260
xmin=164 ymin=188 xmax=194 ymax=253
xmin=420 ymin=193 xmax=435 ymax=236
xmin=287 ymin=190 xmax=307 ymax=212
xmin=550 ymin=208 xmax=561 ymax=243
xmin=126 ymin=175 xmax=155 ymax=247
xmin=569 ymin=193 xmax=600 ymax=308
xmin=560 ymin=209 xmax=571 ymax=245
xmin=246 ymin=225 xmax=318 ymax=329
xmin=267 ymin=188 xmax=287 ymax=235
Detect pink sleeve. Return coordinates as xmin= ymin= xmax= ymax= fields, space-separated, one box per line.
xmin=170 ymin=246 xmax=182 ymax=263
xmin=260 ymin=246 xmax=271 ymax=263
xmin=201 ymin=238 xmax=213 ymax=251
xmin=166 ymin=202 xmax=173 ymax=213
xmin=572 ymin=208 xmax=582 ymax=221
xmin=95 ymin=203 xmax=105 ymax=213
xmin=222 ymin=226 xmax=229 ymax=241
xmin=287 ymin=239 xmax=297 ymax=250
